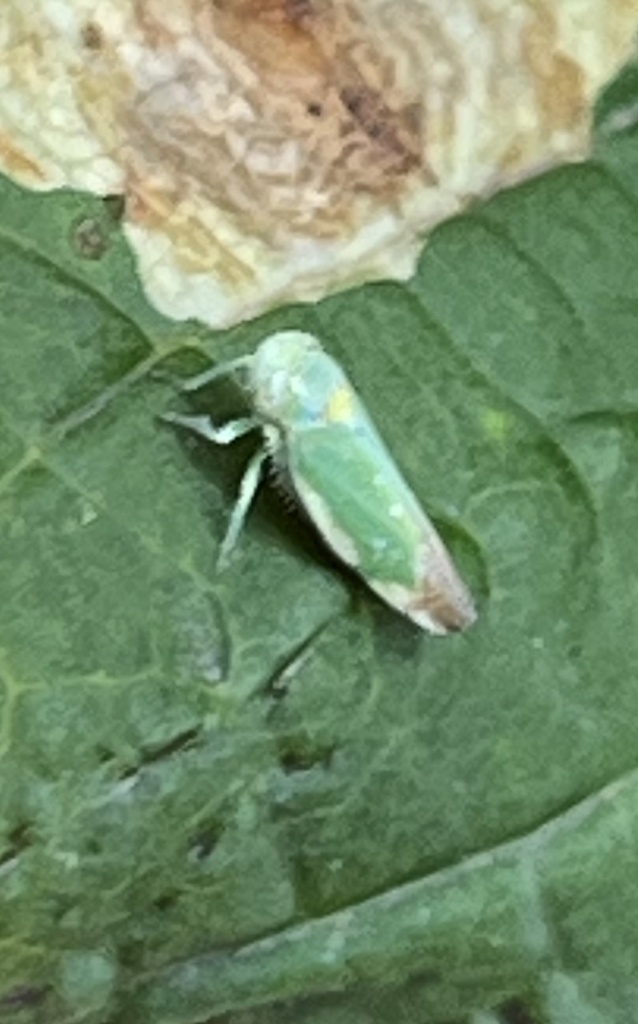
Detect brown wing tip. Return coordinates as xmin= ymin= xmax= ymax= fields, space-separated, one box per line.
xmin=408 ymin=557 xmax=478 ymax=634
xmin=409 ymin=586 xmax=476 ymax=634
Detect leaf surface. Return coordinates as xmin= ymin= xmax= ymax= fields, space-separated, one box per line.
xmin=1 ymin=69 xmax=638 ymax=1024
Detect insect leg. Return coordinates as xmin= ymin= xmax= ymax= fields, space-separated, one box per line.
xmin=180 ymin=356 xmax=251 ymax=392
xmin=218 ymin=446 xmax=268 ymax=568
xmin=161 ymin=412 xmax=260 ymax=444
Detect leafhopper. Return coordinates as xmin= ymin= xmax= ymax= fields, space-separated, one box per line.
xmin=164 ymin=331 xmax=476 ymax=634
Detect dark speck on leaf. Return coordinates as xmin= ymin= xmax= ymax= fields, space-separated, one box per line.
xmin=102 ymin=193 xmax=126 ymax=222
xmin=81 ymin=21 xmax=103 ymax=50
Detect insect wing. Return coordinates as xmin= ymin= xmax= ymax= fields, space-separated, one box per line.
xmin=286 ymin=404 xmax=475 ymax=634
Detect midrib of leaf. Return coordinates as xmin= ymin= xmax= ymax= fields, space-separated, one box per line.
xmin=128 ymin=758 xmax=638 ymax=1023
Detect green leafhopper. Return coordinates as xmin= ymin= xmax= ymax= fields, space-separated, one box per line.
xmin=164 ymin=331 xmax=476 ymax=634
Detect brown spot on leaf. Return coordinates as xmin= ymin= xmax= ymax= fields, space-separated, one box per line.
xmin=71 ymin=216 xmax=110 ymax=261
xmin=1 ymin=0 xmax=635 ymax=327
xmin=70 ymin=0 xmax=427 ymax=292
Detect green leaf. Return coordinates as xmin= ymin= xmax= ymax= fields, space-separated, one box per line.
xmin=2 ymin=66 xmax=638 ymax=1024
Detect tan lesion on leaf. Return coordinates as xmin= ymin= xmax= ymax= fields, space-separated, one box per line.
xmin=0 ymin=0 xmax=636 ymax=326
xmin=71 ymin=0 xmax=427 ymax=286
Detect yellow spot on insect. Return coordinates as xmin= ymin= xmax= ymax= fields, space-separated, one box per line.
xmin=326 ymin=386 xmax=354 ymax=423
